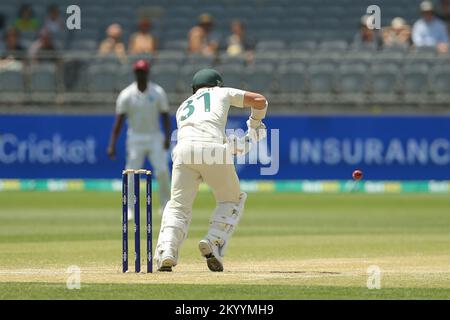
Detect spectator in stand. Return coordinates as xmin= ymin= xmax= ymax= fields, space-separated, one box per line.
xmin=352 ymin=15 xmax=382 ymax=50
xmin=436 ymin=0 xmax=450 ymax=35
xmin=0 ymin=27 xmax=25 ymax=70
xmin=128 ymin=17 xmax=157 ymax=55
xmin=436 ymin=0 xmax=450 ymax=22
xmin=14 ymin=4 xmax=39 ymax=33
xmin=412 ymin=1 xmax=449 ymax=53
xmin=43 ymin=5 xmax=64 ymax=35
xmin=1 ymin=28 xmax=25 ymax=59
xmin=382 ymin=17 xmax=412 ymax=49
xmin=28 ymin=28 xmax=57 ymax=63
xmin=188 ymin=13 xmax=220 ymax=56
xmin=226 ymin=20 xmax=253 ymax=55
xmin=98 ymin=23 xmax=127 ymax=62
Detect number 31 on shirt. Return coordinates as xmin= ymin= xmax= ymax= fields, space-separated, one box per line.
xmin=180 ymin=92 xmax=210 ymax=121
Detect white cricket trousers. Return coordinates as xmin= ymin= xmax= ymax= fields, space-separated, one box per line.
xmin=169 ymin=141 xmax=240 ymax=208
xmin=157 ymin=141 xmax=241 ymax=254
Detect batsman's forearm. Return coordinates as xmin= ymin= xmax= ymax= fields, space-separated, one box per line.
xmin=243 ymin=92 xmax=268 ymax=120
xmin=251 ymin=100 xmax=268 ymax=120
xmin=244 ymin=92 xmax=267 ymax=109
xmin=251 ymin=97 xmax=268 ymax=109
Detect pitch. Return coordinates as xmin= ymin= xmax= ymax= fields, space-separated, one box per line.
xmin=0 ymin=191 xmax=449 ymax=299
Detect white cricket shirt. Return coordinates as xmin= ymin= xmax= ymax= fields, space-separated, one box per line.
xmin=116 ymin=81 xmax=169 ymax=136
xmin=176 ymin=87 xmax=246 ymax=144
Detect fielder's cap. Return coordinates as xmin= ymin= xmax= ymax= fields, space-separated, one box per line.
xmin=198 ymin=13 xmax=213 ymax=24
xmin=133 ymin=59 xmax=150 ymax=72
xmin=420 ymin=1 xmax=434 ymax=11
xmin=192 ymin=68 xmax=223 ymax=90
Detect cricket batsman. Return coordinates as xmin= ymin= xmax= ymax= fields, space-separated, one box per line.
xmin=155 ymin=68 xmax=268 ymax=272
xmin=107 ymin=59 xmax=171 ymax=219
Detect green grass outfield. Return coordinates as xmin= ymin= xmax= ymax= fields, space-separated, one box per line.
xmin=0 ymin=191 xmax=449 ymax=300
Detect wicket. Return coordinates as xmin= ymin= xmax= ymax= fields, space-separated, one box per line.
xmin=122 ymin=169 xmax=152 ymax=273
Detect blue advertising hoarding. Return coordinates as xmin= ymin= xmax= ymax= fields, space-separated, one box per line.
xmin=0 ymin=114 xmax=449 ymax=180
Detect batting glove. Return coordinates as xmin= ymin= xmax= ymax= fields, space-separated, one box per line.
xmin=246 ymin=118 xmax=267 ymax=142
xmin=228 ymin=135 xmax=252 ymax=156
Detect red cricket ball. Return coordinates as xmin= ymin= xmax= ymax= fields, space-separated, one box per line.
xmin=352 ymin=170 xmax=363 ymax=180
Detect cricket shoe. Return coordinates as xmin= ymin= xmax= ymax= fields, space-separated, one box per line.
xmin=198 ymin=239 xmax=224 ymax=272
xmin=156 ymin=249 xmax=177 ymax=272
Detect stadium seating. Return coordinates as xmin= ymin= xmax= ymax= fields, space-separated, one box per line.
xmin=151 ymin=64 xmax=180 ymax=92
xmin=216 ymin=64 xmax=244 ymax=89
xmin=402 ymin=64 xmax=431 ymax=104
xmin=87 ymin=65 xmax=118 ymax=94
xmin=336 ymin=63 xmax=368 ymax=104
xmin=368 ymin=63 xmax=401 ymax=103
xmin=0 ymin=0 xmax=448 ymax=109
xmin=28 ymin=63 xmax=58 ymax=92
xmin=431 ymin=66 xmax=450 ymax=103
xmin=242 ymin=64 xmax=275 ymax=93
xmin=308 ymin=63 xmax=336 ymax=103
xmin=276 ymin=63 xmax=307 ymax=104
xmin=0 ymin=68 xmax=26 ymax=103
xmin=0 ymin=68 xmax=24 ymax=92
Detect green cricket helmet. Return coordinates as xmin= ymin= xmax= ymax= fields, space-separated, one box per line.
xmin=192 ymin=68 xmax=223 ymax=93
